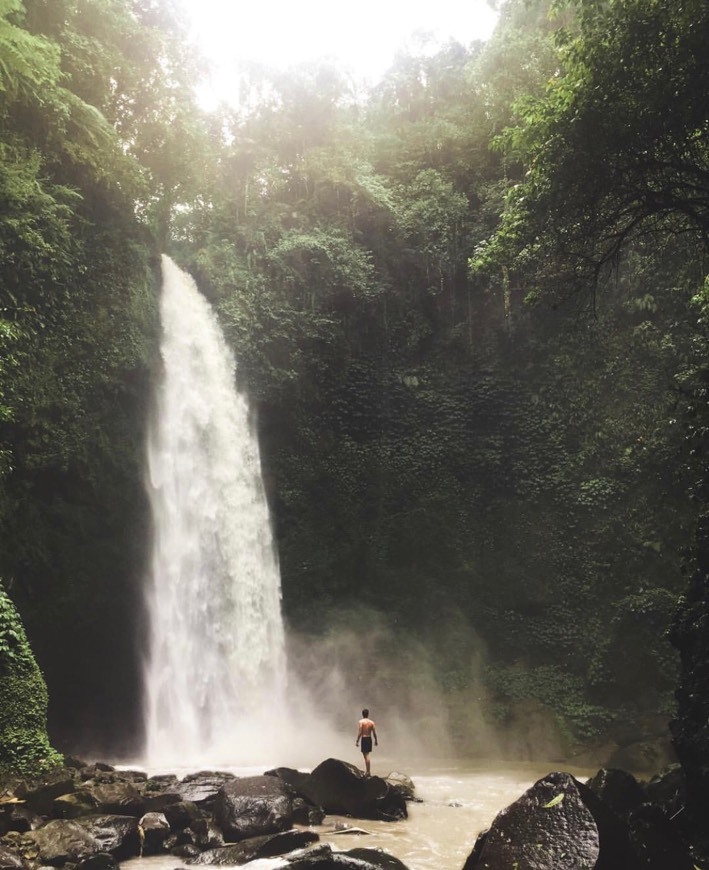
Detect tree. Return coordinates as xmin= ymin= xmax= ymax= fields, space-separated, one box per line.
xmin=474 ymin=0 xmax=709 ymax=300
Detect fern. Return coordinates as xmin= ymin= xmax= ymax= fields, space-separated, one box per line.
xmin=0 ymin=0 xmax=61 ymax=100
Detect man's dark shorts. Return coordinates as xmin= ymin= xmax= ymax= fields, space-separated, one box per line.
xmin=360 ymin=736 xmax=372 ymax=754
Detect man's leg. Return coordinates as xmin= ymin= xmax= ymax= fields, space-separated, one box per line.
xmin=363 ymin=752 xmax=371 ymax=775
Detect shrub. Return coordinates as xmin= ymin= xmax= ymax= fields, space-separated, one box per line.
xmin=0 ymin=582 xmax=62 ymax=774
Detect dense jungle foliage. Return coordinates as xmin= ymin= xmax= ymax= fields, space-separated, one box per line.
xmin=0 ymin=580 xmax=62 ymax=773
xmin=1 ymin=0 xmax=708 ymax=764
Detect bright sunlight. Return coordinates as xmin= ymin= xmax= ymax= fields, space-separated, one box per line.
xmin=181 ymin=0 xmax=499 ymax=107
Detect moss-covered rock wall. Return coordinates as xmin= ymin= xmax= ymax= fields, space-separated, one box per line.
xmin=0 ymin=582 xmax=62 ymax=774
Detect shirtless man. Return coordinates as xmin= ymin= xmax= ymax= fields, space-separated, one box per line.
xmin=355 ymin=708 xmax=378 ymax=776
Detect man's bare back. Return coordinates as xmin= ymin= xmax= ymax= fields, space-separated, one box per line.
xmin=358 ymin=718 xmax=376 ymax=738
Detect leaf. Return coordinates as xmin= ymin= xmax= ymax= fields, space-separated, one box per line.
xmin=543 ymin=793 xmax=565 ymax=808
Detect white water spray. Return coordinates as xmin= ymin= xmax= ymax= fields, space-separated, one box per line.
xmin=143 ymin=256 xmax=287 ymax=769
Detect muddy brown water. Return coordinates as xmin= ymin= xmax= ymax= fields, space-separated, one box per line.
xmin=123 ymin=759 xmax=595 ymax=870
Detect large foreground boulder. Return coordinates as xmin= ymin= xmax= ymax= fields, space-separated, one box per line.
xmin=462 ymin=771 xmax=640 ymax=869
xmin=214 ymin=776 xmax=293 ymax=841
xmin=272 ymin=760 xmax=407 ymax=822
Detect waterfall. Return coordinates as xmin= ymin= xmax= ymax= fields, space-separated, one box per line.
xmin=143 ymin=255 xmax=287 ymax=769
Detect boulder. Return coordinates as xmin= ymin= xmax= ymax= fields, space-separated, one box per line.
xmin=171 ymin=844 xmax=201 ymax=859
xmin=462 ymin=770 xmax=641 ymax=869
xmin=585 ymin=769 xmax=645 ymax=819
xmin=383 ymin=773 xmax=417 ymax=803
xmin=144 ymin=774 xmax=179 ymax=793
xmin=16 ymin=772 xmax=76 ymax=817
xmin=77 ymin=853 xmax=119 ymax=870
xmin=163 ymin=830 xmax=194 ymax=852
xmin=627 ymin=804 xmax=695 ymax=869
xmin=83 ymin=782 xmax=145 ymax=817
xmin=52 ymin=792 xmax=100 ymax=820
xmin=285 ymin=844 xmax=410 ymax=868
xmin=644 ymin=764 xmax=687 ymax=818
xmin=137 ymin=812 xmax=170 ymax=855
xmin=74 ymin=814 xmax=141 ymax=859
xmin=288 ymin=760 xmax=407 ymax=821
xmin=345 ymin=848 xmax=411 ymax=869
xmin=142 ymin=792 xmax=183 ymax=813
xmin=0 ymin=846 xmax=24 ymax=870
xmin=177 ymin=772 xmax=236 ymax=807
xmin=26 ymin=819 xmax=100 ymax=865
xmin=189 ymin=818 xmax=225 ymax=850
xmin=292 ymin=798 xmax=325 ymax=826
xmin=0 ymin=804 xmax=44 ymax=835
xmin=189 ymin=830 xmax=319 ymax=864
xmin=163 ymin=801 xmax=201 ymax=831
xmin=214 ymin=776 xmax=293 ymax=842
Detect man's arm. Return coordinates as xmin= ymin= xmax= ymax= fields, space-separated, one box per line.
xmin=373 ymin=725 xmax=378 ymax=745
xmin=356 ymin=721 xmax=362 ymax=745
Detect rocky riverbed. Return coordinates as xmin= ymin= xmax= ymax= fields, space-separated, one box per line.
xmin=0 ymin=756 xmax=700 ymax=869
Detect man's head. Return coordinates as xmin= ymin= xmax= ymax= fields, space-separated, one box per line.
xmin=362 ymin=708 xmax=369 ymax=717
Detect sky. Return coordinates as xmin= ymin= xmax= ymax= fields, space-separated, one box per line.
xmin=180 ymin=0 xmax=500 ymax=108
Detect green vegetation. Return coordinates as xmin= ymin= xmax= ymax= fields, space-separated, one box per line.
xmin=0 ymin=581 xmax=61 ymax=773
xmin=0 ymin=0 xmax=707 ymax=763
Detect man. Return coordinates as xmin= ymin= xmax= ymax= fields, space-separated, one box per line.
xmin=355 ymin=708 xmax=378 ymax=776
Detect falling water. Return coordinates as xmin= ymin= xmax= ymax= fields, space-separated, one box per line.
xmin=143 ymin=256 xmax=286 ymax=769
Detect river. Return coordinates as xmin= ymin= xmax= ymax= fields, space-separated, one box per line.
xmin=123 ymin=758 xmax=595 ymax=870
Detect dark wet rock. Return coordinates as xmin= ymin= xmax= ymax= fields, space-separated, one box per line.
xmin=345 ymin=848 xmax=410 ymax=869
xmin=292 ymin=798 xmax=325 ymax=826
xmin=117 ymin=771 xmax=148 ymax=784
xmin=214 ymin=776 xmax=293 ymax=842
xmin=190 ymin=830 xmax=319 ymax=864
xmin=84 ymin=783 xmax=145 ymax=817
xmin=52 ymin=794 xmax=99 ymax=820
xmin=62 ymin=760 xmax=88 ymax=773
xmin=627 ymin=803 xmax=694 ymax=869
xmin=52 ymin=781 xmax=145 ymax=821
xmin=462 ymin=770 xmax=640 ymax=870
xmin=284 ymin=843 xmax=410 ymax=869
xmin=644 ymin=764 xmax=687 ymax=818
xmin=142 ymin=792 xmax=182 ymax=813
xmin=163 ymin=830 xmax=194 ymax=852
xmin=0 ymin=846 xmax=24 ymax=870
xmin=74 ymin=815 xmax=140 ymax=859
xmin=0 ymin=804 xmax=44 ymax=835
xmin=16 ymin=773 xmax=77 ymax=817
xmin=163 ymin=801 xmax=200 ymax=832
xmin=144 ymin=775 xmax=179 ymax=793
xmin=383 ymin=774 xmax=417 ymax=803
xmin=137 ymin=812 xmax=170 ymax=855
xmin=188 ymin=818 xmax=224 ymax=851
xmin=291 ymin=759 xmax=407 ymax=822
xmin=176 ymin=773 xmax=236 ymax=807
xmin=76 ymin=853 xmax=118 ymax=870
xmin=171 ymin=844 xmax=201 ymax=859
xmin=585 ymin=769 xmax=645 ymax=820
xmin=26 ymin=819 xmax=101 ymax=865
